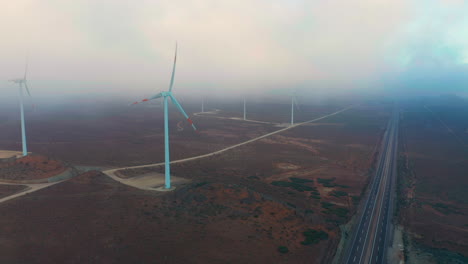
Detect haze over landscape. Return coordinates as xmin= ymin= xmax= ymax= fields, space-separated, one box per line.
xmin=1 ymin=0 xmax=468 ymax=98
xmin=1 ymin=1 xmax=467 ymax=264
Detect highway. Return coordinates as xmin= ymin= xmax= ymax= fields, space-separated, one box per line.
xmin=344 ymin=107 xmax=399 ymax=264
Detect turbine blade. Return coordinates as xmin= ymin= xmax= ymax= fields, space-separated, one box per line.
xmin=168 ymin=42 xmax=177 ymax=92
xmin=24 ymin=81 xmax=31 ymax=96
xmin=131 ymin=92 xmax=163 ymax=105
xmin=24 ymin=58 xmax=29 ymax=80
xmin=293 ymin=96 xmax=300 ymax=111
xmin=169 ymin=93 xmax=197 ymax=131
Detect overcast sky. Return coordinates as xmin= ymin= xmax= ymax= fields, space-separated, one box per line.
xmin=1 ymin=0 xmax=467 ymax=99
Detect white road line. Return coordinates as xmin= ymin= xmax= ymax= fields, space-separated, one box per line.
xmin=367 ymin=113 xmax=397 ymax=264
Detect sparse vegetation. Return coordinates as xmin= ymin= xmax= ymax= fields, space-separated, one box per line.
xmin=278 ymin=246 xmax=289 ymax=253
xmin=310 ymin=190 xmax=321 ymax=200
xmin=194 ymin=181 xmax=209 ymax=188
xmin=327 ymin=207 xmax=349 ymax=218
xmin=289 ymin=177 xmax=314 ymax=184
xmin=429 ymin=203 xmax=463 ymax=215
xmin=301 ymin=229 xmax=328 ymax=245
xmin=320 ymin=201 xmax=349 ymax=218
xmin=321 ymin=202 xmax=334 ymax=209
xmin=330 ymin=190 xmax=348 ymax=197
xmin=317 ymin=177 xmax=336 ymax=187
xmin=271 ymin=180 xmax=315 ymax=192
xmin=351 ymin=195 xmax=360 ymax=205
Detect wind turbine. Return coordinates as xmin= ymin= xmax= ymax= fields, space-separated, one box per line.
xmin=290 ymin=90 xmax=300 ymax=126
xmin=243 ymin=97 xmax=246 ymax=120
xmin=132 ymin=43 xmax=197 ymax=189
xmin=267 ymin=88 xmax=300 ymax=125
xmin=9 ymin=61 xmax=31 ymax=157
xmin=201 ymin=96 xmax=205 ymax=113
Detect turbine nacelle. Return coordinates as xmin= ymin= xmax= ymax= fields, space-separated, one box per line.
xmin=9 ymin=78 xmax=31 ymax=96
xmin=9 ymin=78 xmax=25 ymax=84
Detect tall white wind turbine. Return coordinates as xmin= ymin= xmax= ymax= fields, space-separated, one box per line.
xmin=133 ymin=43 xmax=197 ymax=189
xmin=290 ymin=90 xmax=300 ymax=126
xmin=9 ymin=61 xmax=31 ymax=156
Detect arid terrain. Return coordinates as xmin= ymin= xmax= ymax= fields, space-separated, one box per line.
xmin=0 ymin=184 xmax=27 ymax=199
xmin=0 ymin=171 xmax=330 ymax=264
xmin=116 ymin=103 xmax=390 ymax=262
xmin=0 ymin=155 xmax=69 ymax=182
xmin=0 ymin=100 xmax=393 ymax=263
xmin=0 ymin=100 xmax=344 ymax=167
xmin=397 ymin=98 xmax=468 ymax=263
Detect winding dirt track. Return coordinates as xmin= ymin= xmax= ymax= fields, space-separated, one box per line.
xmin=194 ymin=109 xmax=281 ymax=125
xmin=0 ymin=105 xmax=353 ymax=200
xmin=103 ymin=106 xmax=353 ymax=189
xmin=0 ymin=181 xmax=63 ymax=204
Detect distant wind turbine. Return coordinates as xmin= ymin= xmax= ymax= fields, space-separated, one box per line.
xmin=243 ymin=97 xmax=246 ymax=120
xmin=268 ymin=88 xmax=300 ymax=125
xmin=132 ymin=43 xmax=197 ymax=189
xmin=290 ymin=90 xmax=300 ymax=126
xmin=9 ymin=60 xmax=31 ymax=156
xmin=201 ymin=96 xmax=205 ymax=113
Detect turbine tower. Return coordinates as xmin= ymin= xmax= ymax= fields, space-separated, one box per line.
xmin=133 ymin=43 xmax=197 ymax=189
xmin=9 ymin=61 xmax=31 ymax=156
xmin=290 ymin=91 xmax=300 ymax=126
xmin=243 ymin=97 xmax=246 ymax=120
xmin=201 ymin=97 xmax=205 ymax=113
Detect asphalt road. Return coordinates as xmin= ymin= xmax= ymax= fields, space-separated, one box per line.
xmin=344 ymin=108 xmax=399 ymax=264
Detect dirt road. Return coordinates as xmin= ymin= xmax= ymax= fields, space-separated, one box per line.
xmin=0 ymin=181 xmax=62 ymax=204
xmin=103 ymin=106 xmax=353 ymax=189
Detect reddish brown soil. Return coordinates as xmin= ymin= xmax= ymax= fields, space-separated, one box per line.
xmin=399 ymin=105 xmax=468 ymax=256
xmin=0 ymin=171 xmax=331 ymax=264
xmin=0 ymin=102 xmax=339 ymax=167
xmin=0 ymin=102 xmax=391 ymax=263
xmin=120 ymin=105 xmax=390 ymax=262
xmin=0 ymin=184 xmax=27 ymax=199
xmin=0 ymin=155 xmax=67 ymax=181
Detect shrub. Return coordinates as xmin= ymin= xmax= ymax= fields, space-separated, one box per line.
xmin=317 ymin=178 xmax=335 ymax=184
xmin=330 ymin=190 xmax=348 ymax=197
xmin=301 ymin=229 xmax=328 ymax=245
xmin=271 ymin=181 xmax=315 ymax=192
xmin=321 ymin=202 xmax=334 ymax=209
xmin=289 ymin=177 xmax=314 ymax=183
xmin=194 ymin=181 xmax=209 ymax=188
xmin=317 ymin=177 xmax=336 ymax=187
xmin=329 ymin=207 xmax=349 ymax=218
xmin=278 ymin=246 xmax=289 ymax=253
